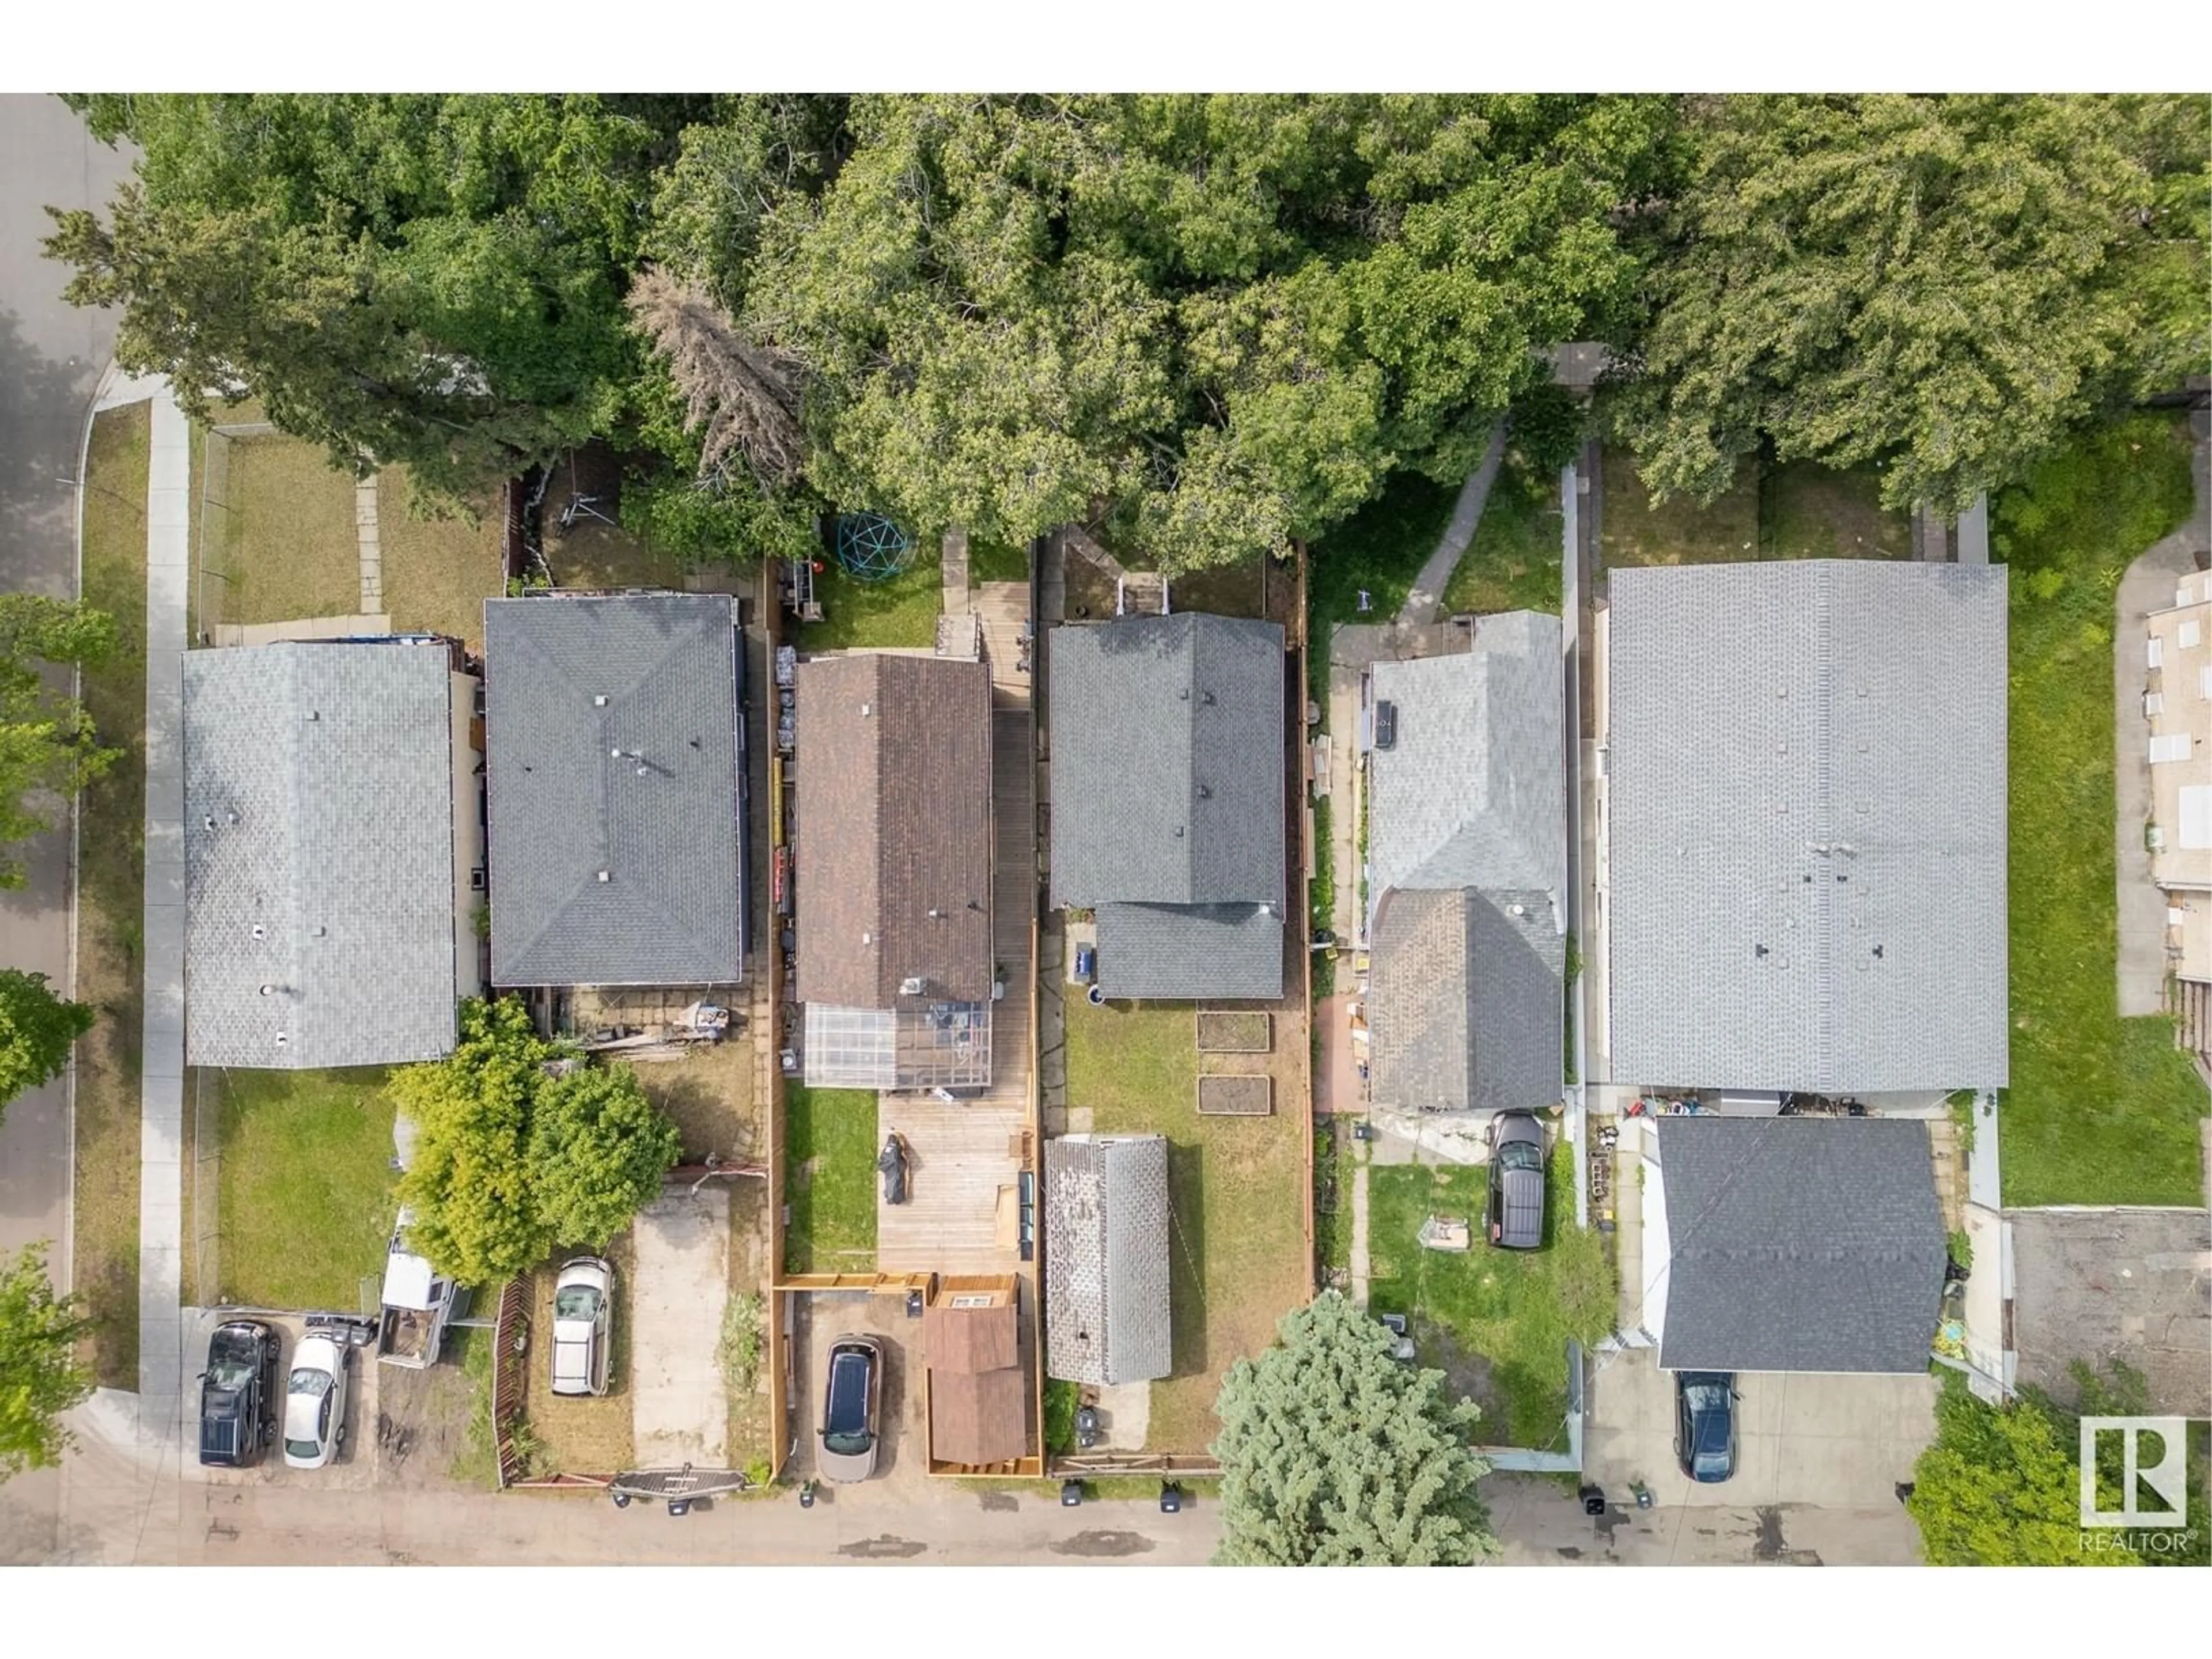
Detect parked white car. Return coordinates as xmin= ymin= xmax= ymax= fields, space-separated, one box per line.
xmin=551 ymin=1256 xmax=614 ymax=1397
xmin=282 ymin=1333 xmax=351 ymax=1469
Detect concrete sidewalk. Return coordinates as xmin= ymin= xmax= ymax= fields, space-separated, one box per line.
xmin=2113 ymin=413 xmax=2210 ymax=1016
xmin=1397 ymin=419 xmax=1507 ymax=626
xmin=135 ymin=384 xmax=190 ymax=1442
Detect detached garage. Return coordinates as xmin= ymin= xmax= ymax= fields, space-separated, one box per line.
xmin=1652 ymin=1117 xmax=1946 ymax=1374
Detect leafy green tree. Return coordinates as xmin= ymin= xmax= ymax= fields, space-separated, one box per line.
xmin=527 ymin=1066 xmax=681 ymax=1249
xmin=391 ymin=997 xmax=551 ymax=1285
xmin=1909 ymin=1377 xmax=2141 ymax=1565
xmin=1 ymin=595 xmax=119 ymax=890
xmin=1613 ymin=94 xmax=2211 ymax=514
xmin=0 ymin=1243 xmax=94 ymax=1482
xmin=1211 ymin=1290 xmax=1497 ymax=1565
xmin=391 ymin=998 xmax=683 ymax=1285
xmin=729 ymin=94 xmax=1674 ymax=572
xmin=0 ymin=969 xmax=96 ymax=1117
xmin=46 ymin=94 xmax=686 ymax=501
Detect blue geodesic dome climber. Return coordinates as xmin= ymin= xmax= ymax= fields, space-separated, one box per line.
xmin=832 ymin=512 xmax=915 ymax=582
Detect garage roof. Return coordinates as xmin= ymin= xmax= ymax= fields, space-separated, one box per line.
xmin=1656 ymin=1117 xmax=1945 ymax=1374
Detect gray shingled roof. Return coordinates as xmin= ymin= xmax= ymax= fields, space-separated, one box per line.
xmin=1369 ymin=888 xmax=1563 ymax=1112
xmin=1656 ymin=1116 xmax=1945 ymax=1373
xmin=1365 ymin=613 xmax=1565 ymax=1112
xmin=1049 ymin=613 xmax=1284 ymax=908
xmin=1094 ymin=903 xmax=1282 ymax=1001
xmin=484 ymin=594 xmax=743 ymax=986
xmin=183 ymin=641 xmax=461 ymax=1069
xmin=1044 ymin=1135 xmax=1172 ymax=1386
xmin=1607 ymin=562 xmax=2008 ymax=1093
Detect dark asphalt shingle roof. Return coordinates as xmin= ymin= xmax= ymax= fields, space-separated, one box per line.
xmin=1656 ymin=1116 xmax=1945 ymax=1374
xmin=1049 ymin=612 xmax=1284 ymax=908
xmin=1607 ymin=561 xmax=2008 ymax=1093
xmin=484 ymin=593 xmax=743 ymax=986
xmin=1093 ymin=902 xmax=1283 ymax=1001
xmin=1369 ymin=888 xmax=1563 ymax=1112
xmin=182 ymin=641 xmax=463 ymax=1069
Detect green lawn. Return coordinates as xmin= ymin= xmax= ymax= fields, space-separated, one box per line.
xmin=207 ymin=1067 xmax=396 ymax=1308
xmin=798 ymin=554 xmax=943 ymax=651
xmin=73 ymin=402 xmax=152 ymax=1386
xmin=1365 ymin=1146 xmax=1615 ymax=1449
xmin=378 ymin=465 xmax=505 ymax=650
xmin=1306 ymin=471 xmax=1458 ymax=692
xmin=1065 ymin=999 xmax=1309 ymax=1456
xmin=968 ymin=538 xmax=1031 ymax=584
xmin=210 ymin=433 xmax=360 ymax=624
xmin=782 ymin=1084 xmax=878 ymax=1273
xmin=1441 ymin=453 xmax=1563 ymax=616
xmin=1602 ymin=448 xmax=1907 ymax=567
xmin=1998 ymin=412 xmax=2206 ymax=1207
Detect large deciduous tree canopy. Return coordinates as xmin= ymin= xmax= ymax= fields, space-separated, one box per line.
xmin=0 ymin=969 xmax=95 ymax=1117
xmin=389 ymin=997 xmax=681 ymax=1285
xmin=1611 ymin=93 xmax=2211 ymax=514
xmin=0 ymin=1243 xmax=94 ymax=1482
xmin=45 ymin=93 xmax=706 ymax=501
xmin=1211 ymin=1290 xmax=1497 ymax=1565
xmin=725 ymin=93 xmax=1670 ymax=571
xmin=0 ymin=594 xmax=118 ymax=891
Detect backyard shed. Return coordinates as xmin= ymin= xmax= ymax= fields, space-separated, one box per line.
xmin=181 ymin=637 xmax=482 ymax=1069
xmin=1043 ymin=1135 xmax=1172 ymax=1386
xmin=482 ymin=592 xmax=745 ymax=987
xmin=923 ymin=1282 xmax=1031 ymax=1472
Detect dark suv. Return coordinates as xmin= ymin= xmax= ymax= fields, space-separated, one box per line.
xmin=198 ymin=1319 xmax=280 ymax=1468
xmin=1485 ymin=1111 xmax=1548 ymax=1249
xmin=1675 ymin=1371 xmax=1739 ymax=1483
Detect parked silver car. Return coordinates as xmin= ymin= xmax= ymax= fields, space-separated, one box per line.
xmin=817 ymin=1335 xmax=884 ymax=1482
xmin=282 ymin=1332 xmax=351 ymax=1469
xmin=551 ymin=1256 xmax=615 ymax=1397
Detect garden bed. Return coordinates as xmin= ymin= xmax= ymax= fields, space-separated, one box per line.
xmin=1196 ymin=1010 xmax=1271 ymax=1053
xmin=1196 ymin=1075 xmax=1272 ymax=1116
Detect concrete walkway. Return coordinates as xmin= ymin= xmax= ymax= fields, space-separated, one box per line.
xmin=136 ymin=382 xmax=190 ymax=1441
xmin=2114 ymin=412 xmax=2210 ymax=1016
xmin=356 ymin=478 xmax=382 ymax=615
xmin=1347 ymin=1147 xmax=1370 ymax=1308
xmin=1396 ymin=419 xmax=1507 ymax=626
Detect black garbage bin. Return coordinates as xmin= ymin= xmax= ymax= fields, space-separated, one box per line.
xmin=1060 ymin=1479 xmax=1084 ymax=1507
xmin=1579 ymin=1483 xmax=1607 ymax=1516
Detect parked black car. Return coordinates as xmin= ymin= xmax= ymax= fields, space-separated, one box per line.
xmin=1675 ymin=1371 xmax=1739 ymax=1483
xmin=198 ymin=1319 xmax=280 ymax=1468
xmin=1485 ymin=1110 xmax=1547 ymax=1249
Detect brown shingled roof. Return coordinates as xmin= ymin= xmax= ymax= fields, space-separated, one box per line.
xmin=925 ymin=1302 xmax=1018 ymax=1373
xmin=929 ymin=1366 xmax=1029 ymax=1467
xmin=794 ymin=653 xmax=993 ymax=1008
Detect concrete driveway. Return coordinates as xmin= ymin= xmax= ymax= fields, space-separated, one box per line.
xmin=1582 ymin=1347 xmax=1936 ymax=1510
xmin=630 ymin=1185 xmax=732 ymax=1467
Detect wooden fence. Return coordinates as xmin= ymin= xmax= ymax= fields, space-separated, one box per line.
xmin=490 ymin=1277 xmax=532 ymax=1488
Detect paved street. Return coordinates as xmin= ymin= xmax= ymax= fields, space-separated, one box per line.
xmin=0 ymin=95 xmax=131 ymax=1270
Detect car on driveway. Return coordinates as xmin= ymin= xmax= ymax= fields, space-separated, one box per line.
xmin=552 ymin=1256 xmax=615 ymax=1397
xmin=282 ymin=1332 xmax=353 ymax=1469
xmin=198 ymin=1319 xmax=279 ymax=1468
xmin=1486 ymin=1109 xmax=1548 ymax=1249
xmin=1675 ymin=1371 xmax=1740 ymax=1483
xmin=818 ymin=1335 xmax=884 ymax=1482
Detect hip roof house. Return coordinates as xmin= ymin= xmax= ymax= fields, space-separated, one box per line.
xmin=182 ymin=638 xmax=482 ymax=1069
xmin=796 ymin=650 xmax=994 ymax=1089
xmin=483 ymin=593 xmax=745 ymax=988
xmin=1646 ymin=1116 xmax=1945 ymax=1374
xmin=1605 ymin=560 xmax=2009 ymax=1094
xmin=1043 ymin=1134 xmax=1172 ymax=1387
xmin=1366 ymin=612 xmax=1566 ymax=1113
xmin=1048 ymin=612 xmax=1285 ymax=1000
